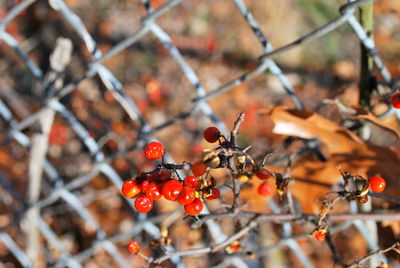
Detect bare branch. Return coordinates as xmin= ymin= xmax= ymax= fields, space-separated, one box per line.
xmin=346 ymin=242 xmax=400 ymax=268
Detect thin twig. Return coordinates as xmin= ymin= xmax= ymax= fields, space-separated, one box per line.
xmin=325 ymin=231 xmax=346 ymax=268
xmin=345 ymin=242 xmax=400 ymax=268
xmin=152 ymin=215 xmax=260 ymax=264
xmin=229 ymin=112 xmax=245 ymax=146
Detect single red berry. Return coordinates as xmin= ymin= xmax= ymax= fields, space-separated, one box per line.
xmin=151 ymin=170 xmax=170 ymax=182
xmin=177 ymin=186 xmax=196 ymax=205
xmin=121 ymin=180 xmax=141 ymax=199
xmin=258 ymin=182 xmax=272 ymax=196
xmin=127 ymin=240 xmax=140 ymax=254
xmin=183 ymin=176 xmax=200 ymax=188
xmin=144 ymin=141 xmax=164 ymax=160
xmin=192 ymin=160 xmax=207 ymax=177
xmin=49 ymin=122 xmax=69 ymax=145
xmin=315 ymin=231 xmax=326 ymax=241
xmin=146 ymin=182 xmax=162 ymax=200
xmin=203 ymin=127 xmax=220 ymax=143
xmin=162 ymin=180 xmax=183 ymax=201
xmin=134 ymin=194 xmax=154 ymax=213
xmin=206 ymin=188 xmax=221 ymax=200
xmin=140 ymin=177 xmax=151 ymax=193
xmin=255 ymin=168 xmax=271 ymax=180
xmin=230 ymin=242 xmax=241 ymax=253
xmin=369 ymin=176 xmax=386 ymax=193
xmin=391 ymin=92 xmax=400 ymax=109
xmin=184 ymin=198 xmax=203 ymax=216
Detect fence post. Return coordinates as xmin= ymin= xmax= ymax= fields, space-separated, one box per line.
xmin=358 ymin=2 xmax=375 ymax=107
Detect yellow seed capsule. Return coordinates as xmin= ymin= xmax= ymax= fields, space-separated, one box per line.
xmin=235 ymin=155 xmax=246 ymax=171
xmin=277 ymin=188 xmax=284 ymax=196
xmin=236 ymin=174 xmax=250 ymax=182
xmin=225 ymin=245 xmax=234 ymax=254
xmin=358 ymin=182 xmax=370 ymax=197
xmin=202 ymin=149 xmax=220 ymax=168
xmin=160 ymin=226 xmax=168 ymax=238
xmin=246 ymin=251 xmax=256 ymax=259
xmin=319 ymin=200 xmax=329 ymax=217
xmin=161 ymin=237 xmax=172 ymax=246
xmin=206 ymin=156 xmax=221 ymax=168
xmin=149 ymin=239 xmax=161 ymax=248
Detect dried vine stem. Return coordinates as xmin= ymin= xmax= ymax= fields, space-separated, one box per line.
xmin=229 ymin=112 xmax=245 ymax=146
xmin=345 ymin=242 xmax=400 ymax=268
xmin=151 ymin=214 xmax=260 ymax=264
xmin=325 ymin=231 xmax=347 ymax=268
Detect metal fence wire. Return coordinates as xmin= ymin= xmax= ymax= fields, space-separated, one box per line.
xmin=0 ymin=0 xmax=398 ymax=267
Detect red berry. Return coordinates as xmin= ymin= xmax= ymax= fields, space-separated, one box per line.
xmin=144 ymin=142 xmax=164 ymax=160
xmin=183 ymin=176 xmax=200 ymax=188
xmin=230 ymin=241 xmax=241 ymax=253
xmin=391 ymin=92 xmax=400 ymax=109
xmin=146 ymin=182 xmax=162 ymax=200
xmin=315 ymin=231 xmax=325 ymax=241
xmin=127 ymin=240 xmax=140 ymax=254
xmin=151 ymin=170 xmax=170 ymax=182
xmin=177 ymin=186 xmax=196 ymax=205
xmin=369 ymin=176 xmax=386 ymax=193
xmin=192 ymin=160 xmax=207 ymax=177
xmin=134 ymin=195 xmax=154 ymax=213
xmin=203 ymin=127 xmax=220 ymax=143
xmin=206 ymin=188 xmax=221 ymax=200
xmin=121 ymin=180 xmax=141 ymax=199
xmin=140 ymin=177 xmax=151 ymax=193
xmin=184 ymin=198 xmax=203 ymax=216
xmin=162 ymin=180 xmax=183 ymax=201
xmin=258 ymin=182 xmax=272 ymax=196
xmin=49 ymin=122 xmax=69 ymax=145
xmin=255 ymin=168 xmax=271 ymax=180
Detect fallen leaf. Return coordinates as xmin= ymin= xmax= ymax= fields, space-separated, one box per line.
xmin=351 ymin=105 xmax=400 ymax=138
xmin=260 ymin=107 xmax=400 ymax=212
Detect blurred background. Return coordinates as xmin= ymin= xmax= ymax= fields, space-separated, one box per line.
xmin=1 ymin=0 xmax=400 ymax=267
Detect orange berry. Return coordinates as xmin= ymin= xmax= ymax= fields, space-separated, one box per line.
xmin=206 ymin=188 xmax=220 ymax=200
xmin=315 ymin=231 xmax=325 ymax=241
xmin=391 ymin=92 xmax=400 ymax=109
xmin=369 ymin=176 xmax=386 ymax=193
xmin=258 ymin=182 xmax=272 ymax=196
xmin=122 ymin=180 xmax=141 ymax=199
xmin=144 ymin=142 xmax=164 ymax=160
xmin=134 ymin=194 xmax=153 ymax=213
xmin=192 ymin=160 xmax=207 ymax=177
xmin=127 ymin=240 xmax=140 ymax=254
xmin=184 ymin=198 xmax=203 ymax=216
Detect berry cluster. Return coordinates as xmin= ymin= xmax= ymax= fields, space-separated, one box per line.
xmin=122 ymin=171 xmax=222 ymax=215
xmin=122 ymin=140 xmax=222 ymax=216
xmin=122 ymin=126 xmax=275 ymax=217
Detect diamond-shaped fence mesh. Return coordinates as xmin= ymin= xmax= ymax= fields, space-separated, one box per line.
xmin=0 ymin=0 xmax=398 ymax=267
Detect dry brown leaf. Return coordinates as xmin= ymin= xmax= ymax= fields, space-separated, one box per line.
xmin=260 ymin=107 xmax=400 ymax=213
xmin=351 ymin=105 xmax=400 ymax=138
xmin=381 ymin=220 xmax=400 ymax=237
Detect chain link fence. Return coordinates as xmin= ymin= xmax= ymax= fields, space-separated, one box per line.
xmin=0 ymin=0 xmax=398 ymax=267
